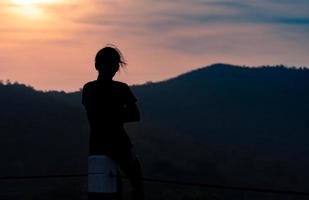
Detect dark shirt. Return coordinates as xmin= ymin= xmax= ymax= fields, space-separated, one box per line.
xmin=82 ymin=79 xmax=137 ymax=156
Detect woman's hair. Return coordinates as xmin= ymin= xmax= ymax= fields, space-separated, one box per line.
xmin=95 ymin=45 xmax=127 ymax=71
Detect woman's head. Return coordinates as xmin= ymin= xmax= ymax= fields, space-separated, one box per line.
xmin=95 ymin=45 xmax=126 ymax=79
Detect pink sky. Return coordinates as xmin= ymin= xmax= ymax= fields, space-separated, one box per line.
xmin=1 ymin=0 xmax=309 ymax=91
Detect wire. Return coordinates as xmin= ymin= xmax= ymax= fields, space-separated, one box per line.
xmin=0 ymin=173 xmax=308 ymax=196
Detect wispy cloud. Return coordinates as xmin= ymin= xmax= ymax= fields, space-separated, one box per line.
xmin=0 ymin=0 xmax=308 ymax=91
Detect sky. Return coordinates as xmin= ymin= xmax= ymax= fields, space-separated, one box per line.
xmin=0 ymin=0 xmax=308 ymax=91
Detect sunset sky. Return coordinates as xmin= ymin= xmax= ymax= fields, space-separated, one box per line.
xmin=1 ymin=0 xmax=308 ymax=91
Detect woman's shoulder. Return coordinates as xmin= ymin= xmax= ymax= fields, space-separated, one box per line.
xmin=112 ymin=80 xmax=130 ymax=88
xmin=83 ymin=80 xmax=130 ymax=91
xmin=83 ymin=80 xmax=97 ymax=89
xmin=113 ymin=81 xmax=137 ymax=102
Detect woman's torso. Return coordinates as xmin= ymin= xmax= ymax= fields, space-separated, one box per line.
xmin=82 ymin=80 xmax=133 ymax=156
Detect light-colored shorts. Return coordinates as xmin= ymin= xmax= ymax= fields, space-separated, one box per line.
xmin=88 ymin=155 xmax=117 ymax=193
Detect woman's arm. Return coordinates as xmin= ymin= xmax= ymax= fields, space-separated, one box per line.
xmin=123 ymin=103 xmax=140 ymax=123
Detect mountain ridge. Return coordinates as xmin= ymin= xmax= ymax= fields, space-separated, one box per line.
xmin=133 ymin=63 xmax=309 ymax=87
xmin=2 ymin=63 xmax=308 ymax=93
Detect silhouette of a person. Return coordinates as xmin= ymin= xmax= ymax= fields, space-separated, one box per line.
xmin=82 ymin=46 xmax=144 ymax=200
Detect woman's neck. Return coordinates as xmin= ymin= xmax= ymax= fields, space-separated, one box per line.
xmin=97 ymin=74 xmax=113 ymax=82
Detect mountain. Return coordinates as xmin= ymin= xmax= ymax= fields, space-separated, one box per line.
xmin=0 ymin=63 xmax=309 ymax=200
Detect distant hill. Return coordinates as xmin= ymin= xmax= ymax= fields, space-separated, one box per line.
xmin=0 ymin=82 xmax=88 ymax=176
xmin=1 ymin=64 xmax=309 ymax=200
xmin=130 ymin=64 xmax=309 ymax=188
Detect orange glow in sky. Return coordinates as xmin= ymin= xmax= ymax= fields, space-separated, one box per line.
xmin=9 ymin=0 xmax=64 ymax=17
xmin=11 ymin=0 xmax=62 ymax=5
xmin=1 ymin=0 xmax=308 ymax=91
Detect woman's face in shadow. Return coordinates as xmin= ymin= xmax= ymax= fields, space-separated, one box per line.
xmin=98 ymin=60 xmax=120 ymax=79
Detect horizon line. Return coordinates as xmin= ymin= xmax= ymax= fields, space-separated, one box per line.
xmin=1 ymin=63 xmax=308 ymax=93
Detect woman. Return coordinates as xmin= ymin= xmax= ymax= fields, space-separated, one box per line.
xmin=82 ymin=46 xmax=144 ymax=200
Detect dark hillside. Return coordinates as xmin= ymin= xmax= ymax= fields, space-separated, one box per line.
xmin=1 ymin=64 xmax=309 ymax=199
xmin=0 ymin=83 xmax=88 ymax=176
xmin=128 ymin=64 xmax=309 ymax=189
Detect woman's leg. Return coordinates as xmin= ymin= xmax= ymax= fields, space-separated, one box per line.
xmin=115 ymin=149 xmax=144 ymax=200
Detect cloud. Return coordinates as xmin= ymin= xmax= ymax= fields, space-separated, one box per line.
xmin=66 ymin=0 xmax=309 ymax=40
xmin=0 ymin=0 xmax=308 ymax=91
